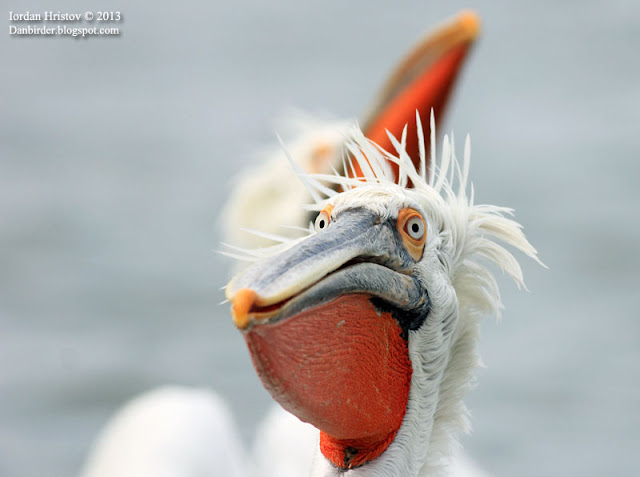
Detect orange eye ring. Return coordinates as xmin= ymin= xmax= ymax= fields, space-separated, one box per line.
xmin=315 ymin=204 xmax=334 ymax=232
xmin=397 ymin=208 xmax=427 ymax=261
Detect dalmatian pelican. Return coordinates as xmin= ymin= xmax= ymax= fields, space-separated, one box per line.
xmin=225 ymin=114 xmax=541 ymax=476
xmin=81 ymin=10 xmax=523 ymax=477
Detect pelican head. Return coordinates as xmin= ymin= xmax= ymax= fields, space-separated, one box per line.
xmin=225 ymin=115 xmax=541 ymax=476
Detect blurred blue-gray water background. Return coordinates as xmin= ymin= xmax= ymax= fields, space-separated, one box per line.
xmin=1 ymin=1 xmax=638 ymax=476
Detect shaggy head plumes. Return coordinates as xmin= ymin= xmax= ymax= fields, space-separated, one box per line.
xmin=226 ymin=111 xmax=540 ymax=304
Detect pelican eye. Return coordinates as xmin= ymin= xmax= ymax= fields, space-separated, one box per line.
xmin=314 ymin=204 xmax=334 ymax=233
xmin=406 ymin=216 xmax=425 ymax=240
xmin=397 ymin=208 xmax=427 ymax=261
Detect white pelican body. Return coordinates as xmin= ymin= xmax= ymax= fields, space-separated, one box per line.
xmin=81 ymin=386 xmax=489 ymax=477
xmin=80 ymin=387 xmax=247 ymax=477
